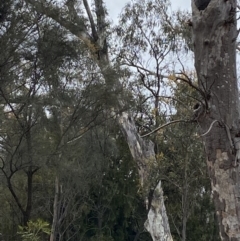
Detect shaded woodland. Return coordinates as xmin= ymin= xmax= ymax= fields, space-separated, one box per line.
xmin=0 ymin=0 xmax=239 ymax=240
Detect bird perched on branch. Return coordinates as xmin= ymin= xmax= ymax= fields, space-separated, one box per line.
xmin=194 ymin=0 xmax=211 ymax=10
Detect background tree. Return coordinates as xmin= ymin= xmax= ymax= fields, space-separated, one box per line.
xmin=21 ymin=0 xmax=174 ymax=239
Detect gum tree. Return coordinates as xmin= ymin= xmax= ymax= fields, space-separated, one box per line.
xmin=191 ymin=0 xmax=240 ymax=240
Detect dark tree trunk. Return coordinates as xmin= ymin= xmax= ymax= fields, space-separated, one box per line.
xmin=23 ymin=171 xmax=33 ymax=226
xmin=50 ymin=176 xmax=60 ymax=241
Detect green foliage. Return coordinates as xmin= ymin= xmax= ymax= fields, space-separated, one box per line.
xmin=0 ymin=0 xmax=222 ymax=240
xmin=55 ymin=126 xmax=152 ymax=241
xmin=186 ymin=193 xmax=220 ymax=241
xmin=18 ymin=219 xmax=50 ymax=241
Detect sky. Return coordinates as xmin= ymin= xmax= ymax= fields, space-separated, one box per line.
xmin=105 ymin=0 xmax=191 ymax=23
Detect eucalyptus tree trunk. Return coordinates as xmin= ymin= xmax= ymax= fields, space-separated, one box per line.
xmin=24 ymin=0 xmax=172 ymax=240
xmin=192 ymin=0 xmax=240 ymax=239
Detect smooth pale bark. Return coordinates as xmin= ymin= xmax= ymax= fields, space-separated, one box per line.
xmin=119 ymin=113 xmax=172 ymax=241
xmin=24 ymin=0 xmax=173 ymax=240
xmin=192 ymin=0 xmax=240 ymax=240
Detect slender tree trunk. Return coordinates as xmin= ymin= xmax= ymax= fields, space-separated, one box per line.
xmin=23 ymin=171 xmax=33 ymax=226
xmin=192 ymin=0 xmax=240 ymax=239
xmin=50 ymin=176 xmax=59 ymax=241
xmin=181 ymin=185 xmax=188 ymax=241
xmin=181 ymin=154 xmax=189 ymax=241
xmin=23 ymin=131 xmax=34 ymax=226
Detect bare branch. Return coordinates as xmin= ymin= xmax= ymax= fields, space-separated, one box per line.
xmin=94 ymin=0 xmax=106 ymax=35
xmin=175 ymin=73 xmax=206 ymax=98
xmin=141 ymin=120 xmax=189 ymax=138
xmin=122 ymin=60 xmax=168 ymax=78
xmin=200 ymin=120 xmax=218 ymax=137
xmin=94 ymin=0 xmax=108 ymax=59
xmin=82 ymin=0 xmax=98 ymax=41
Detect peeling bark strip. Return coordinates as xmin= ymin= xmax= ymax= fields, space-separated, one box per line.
xmin=192 ymin=0 xmax=240 ymax=240
xmin=23 ymin=0 xmax=173 ymax=240
xmin=144 ymin=181 xmax=173 ymax=241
